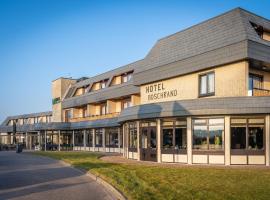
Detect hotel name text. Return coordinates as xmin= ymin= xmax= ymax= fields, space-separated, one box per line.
xmin=145 ymin=82 xmax=177 ymax=101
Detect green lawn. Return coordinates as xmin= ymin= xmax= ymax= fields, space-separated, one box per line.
xmin=33 ymin=151 xmax=270 ymax=200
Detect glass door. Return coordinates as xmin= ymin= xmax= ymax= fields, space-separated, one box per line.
xmin=140 ymin=126 xmax=157 ymax=162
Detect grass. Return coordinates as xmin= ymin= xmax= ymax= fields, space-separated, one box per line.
xmin=33 ymin=151 xmax=270 ymax=200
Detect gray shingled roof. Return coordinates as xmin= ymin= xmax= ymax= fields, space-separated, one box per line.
xmin=63 ymin=59 xmax=144 ymax=99
xmin=133 ymin=8 xmax=270 ymax=85
xmin=62 ymin=82 xmax=139 ymax=109
xmin=63 ymin=7 xmax=270 ymax=103
xmin=1 ymin=111 xmax=52 ymax=126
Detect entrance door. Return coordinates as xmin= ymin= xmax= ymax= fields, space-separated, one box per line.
xmin=140 ymin=127 xmax=157 ymax=162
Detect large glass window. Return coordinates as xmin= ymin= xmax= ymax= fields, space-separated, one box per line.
xmin=128 ymin=123 xmax=137 ymax=148
xmin=231 ymin=118 xmax=264 ymax=150
xmin=231 ymin=127 xmax=246 ymax=149
xmin=105 ymin=128 xmax=119 ymax=147
xmin=199 ymin=72 xmax=215 ymax=96
xmin=163 ymin=128 xmax=173 ymax=148
xmin=86 ymin=129 xmax=93 ymax=147
xmin=162 ymin=119 xmax=187 ymax=150
xmin=74 ymin=130 xmax=84 ymax=146
xmin=248 ymin=126 xmax=264 ymax=150
xmin=95 ymin=129 xmax=103 ymax=147
xmin=193 ymin=118 xmax=224 ymax=150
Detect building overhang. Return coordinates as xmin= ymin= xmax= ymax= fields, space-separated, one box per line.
xmin=0 ymin=118 xmax=120 ymax=133
xmin=117 ymin=96 xmax=270 ymax=123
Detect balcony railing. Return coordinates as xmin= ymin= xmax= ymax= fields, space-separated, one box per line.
xmin=253 ymin=88 xmax=270 ymax=96
xmin=69 ymin=112 xmax=120 ymax=122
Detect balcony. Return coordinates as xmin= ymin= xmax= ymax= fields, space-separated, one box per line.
xmin=69 ymin=112 xmax=120 ymax=122
xmin=253 ymin=88 xmax=270 ymax=96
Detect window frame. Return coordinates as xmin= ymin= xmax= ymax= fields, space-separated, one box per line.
xmin=95 ymin=129 xmax=103 ymax=147
xmin=161 ymin=119 xmax=187 ymax=154
xmin=105 ymin=128 xmax=119 ymax=148
xmin=198 ymin=71 xmax=215 ymax=97
xmin=249 ymin=73 xmax=263 ymax=90
xmin=230 ymin=117 xmax=265 ymax=155
xmin=121 ymin=72 xmax=133 ymax=83
xmin=128 ymin=122 xmax=137 ymax=151
xmin=100 ymin=103 xmax=107 ymax=115
xmin=192 ymin=118 xmax=224 ymax=154
xmin=122 ymin=98 xmax=132 ymax=110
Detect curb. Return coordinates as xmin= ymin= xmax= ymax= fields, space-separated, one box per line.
xmin=58 ymin=160 xmax=127 ymax=200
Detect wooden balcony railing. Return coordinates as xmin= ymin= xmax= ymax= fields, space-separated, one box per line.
xmin=253 ymin=88 xmax=270 ymax=96
xmin=69 ymin=112 xmax=120 ymax=122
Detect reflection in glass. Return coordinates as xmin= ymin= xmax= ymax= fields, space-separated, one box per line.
xmin=150 ymin=129 xmax=156 ymax=148
xmin=163 ymin=128 xmax=173 ymax=148
xmin=209 ymin=125 xmax=223 ymax=149
xmin=175 ymin=128 xmax=187 ymax=149
xmin=95 ymin=129 xmax=103 ymax=147
xmin=248 ymin=126 xmax=264 ymax=150
xmin=141 ymin=129 xmax=148 ymax=149
xmin=193 ymin=125 xmax=208 ymax=150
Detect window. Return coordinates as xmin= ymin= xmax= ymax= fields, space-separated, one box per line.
xmin=122 ymin=98 xmax=132 ymax=109
xmin=95 ymin=129 xmax=103 ymax=147
xmin=251 ymin=22 xmax=270 ymax=42
xmin=199 ymin=72 xmax=215 ymax=97
xmin=105 ymin=128 xmax=119 ymax=147
xmin=231 ymin=118 xmax=264 ymax=150
xmin=86 ymin=130 xmax=93 ymax=147
xmin=128 ymin=123 xmax=137 ymax=148
xmin=248 ymin=126 xmax=263 ymax=150
xmin=162 ymin=119 xmax=187 ymax=150
xmin=163 ymin=128 xmax=173 ymax=148
xmin=82 ymin=106 xmax=88 ymax=117
xmin=100 ymin=79 xmax=108 ymax=89
xmin=46 ymin=116 xmax=52 ymax=123
xmin=65 ymin=110 xmax=72 ymax=122
xmin=122 ymin=72 xmax=133 ymax=83
xmin=231 ymin=127 xmax=246 ymax=149
xmin=263 ymin=30 xmax=270 ymax=42
xmin=249 ymin=74 xmax=263 ymax=90
xmin=38 ymin=117 xmax=45 ymax=123
xmin=193 ymin=118 xmax=224 ymax=150
xmin=74 ymin=87 xmax=85 ymax=96
xmin=74 ymin=130 xmax=84 ymax=146
xmin=100 ymin=104 xmax=107 ymax=115
xmin=8 ymin=120 xmax=13 ymax=126
xmin=101 ymin=82 xmax=106 ymax=89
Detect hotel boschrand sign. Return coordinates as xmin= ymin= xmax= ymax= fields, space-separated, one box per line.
xmin=140 ymin=72 xmax=201 ymax=104
xmin=141 ymin=81 xmax=179 ymax=104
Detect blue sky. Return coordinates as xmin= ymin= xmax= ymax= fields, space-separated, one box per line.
xmin=0 ymin=0 xmax=270 ymax=122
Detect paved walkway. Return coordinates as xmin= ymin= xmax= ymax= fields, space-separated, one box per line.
xmin=0 ymin=151 xmax=116 ymax=200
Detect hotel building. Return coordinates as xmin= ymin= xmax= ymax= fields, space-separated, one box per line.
xmin=1 ymin=8 xmax=270 ymax=165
